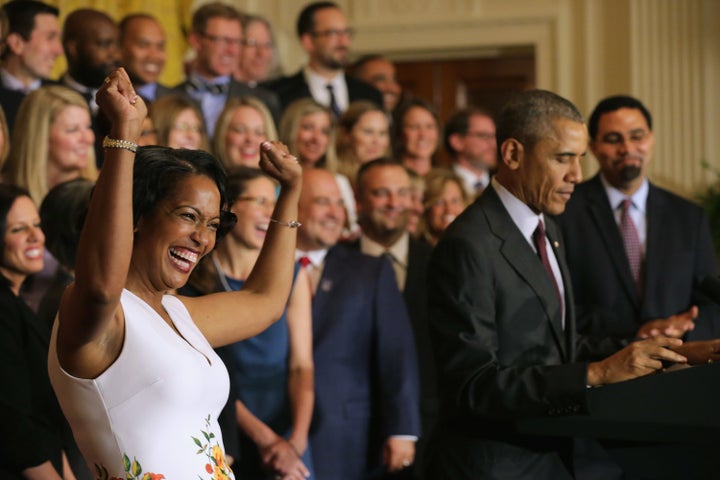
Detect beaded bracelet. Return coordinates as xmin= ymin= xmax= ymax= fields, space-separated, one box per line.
xmin=102 ymin=136 xmax=138 ymax=153
xmin=270 ymin=218 xmax=302 ymax=228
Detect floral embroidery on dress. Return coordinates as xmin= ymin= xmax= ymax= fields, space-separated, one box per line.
xmin=193 ymin=414 xmax=233 ymax=480
xmin=94 ymin=454 xmax=165 ymax=480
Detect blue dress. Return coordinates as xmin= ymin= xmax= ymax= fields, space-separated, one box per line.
xmin=218 ymin=265 xmax=315 ymax=479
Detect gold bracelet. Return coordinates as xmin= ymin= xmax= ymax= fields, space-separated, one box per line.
xmin=102 ymin=136 xmax=138 ymax=153
xmin=270 ymin=218 xmax=301 ymax=228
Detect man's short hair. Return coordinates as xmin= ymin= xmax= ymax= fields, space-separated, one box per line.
xmin=191 ymin=2 xmax=243 ymax=35
xmin=588 ymin=95 xmax=653 ymax=140
xmin=1 ymin=0 xmax=58 ymax=40
xmin=443 ymin=107 xmax=494 ymax=156
xmin=296 ymin=1 xmax=339 ymax=38
xmin=118 ymin=13 xmax=160 ymax=43
xmin=496 ymin=89 xmax=583 ymax=152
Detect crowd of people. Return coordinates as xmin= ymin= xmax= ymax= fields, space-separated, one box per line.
xmin=1 ymin=1 xmax=720 ymax=479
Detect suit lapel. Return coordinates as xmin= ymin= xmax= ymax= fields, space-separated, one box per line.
xmin=643 ymin=184 xmax=665 ymax=310
xmin=584 ymin=176 xmax=641 ymax=308
xmin=483 ymin=188 xmax=568 ymax=360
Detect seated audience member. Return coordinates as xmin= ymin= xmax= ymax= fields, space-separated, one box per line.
xmin=419 ymin=168 xmax=469 ymax=246
xmin=182 ymin=167 xmax=315 ymax=479
xmin=150 ymin=93 xmax=209 ymax=150
xmin=235 ymin=14 xmax=279 ymax=86
xmin=37 ymin=178 xmax=94 ymax=327
xmin=296 ymin=168 xmax=420 ymax=480
xmin=119 ymin=13 xmax=172 ymax=102
xmin=213 ymin=96 xmax=278 ymax=169
xmin=0 ymin=184 xmax=89 ymax=479
xmin=348 ymin=54 xmax=402 ymax=113
xmin=444 ymin=107 xmax=497 ymax=197
xmin=335 ymin=100 xmax=390 ymax=190
xmin=393 ymin=98 xmax=441 ymax=177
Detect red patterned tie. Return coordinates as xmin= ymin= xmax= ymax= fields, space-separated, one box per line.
xmin=620 ymin=199 xmax=643 ymax=293
xmin=533 ymin=220 xmax=563 ymax=316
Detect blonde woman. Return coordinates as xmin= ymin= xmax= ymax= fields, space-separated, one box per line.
xmin=213 ymin=96 xmax=278 ymax=169
xmin=149 ymin=93 xmax=209 ymax=151
xmin=418 ymin=168 xmax=469 ymax=245
xmin=4 ymin=85 xmax=98 ymax=206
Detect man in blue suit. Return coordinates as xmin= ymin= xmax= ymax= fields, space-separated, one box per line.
xmin=295 ymin=168 xmax=421 ymax=480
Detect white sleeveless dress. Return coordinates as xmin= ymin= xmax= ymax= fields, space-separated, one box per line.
xmin=48 ymin=289 xmax=235 ymax=479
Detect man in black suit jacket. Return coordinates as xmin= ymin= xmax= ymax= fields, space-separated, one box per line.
xmin=0 ymin=0 xmax=63 ymax=131
xmin=174 ymin=3 xmax=280 ymax=136
xmin=296 ymin=168 xmax=421 ymax=480
xmin=426 ymin=90 xmax=691 ymax=480
xmin=118 ymin=14 xmax=172 ymax=103
xmin=262 ymin=1 xmax=382 ymax=115
xmin=349 ymin=158 xmax=436 ymax=479
xmin=558 ymin=95 xmax=720 ymax=342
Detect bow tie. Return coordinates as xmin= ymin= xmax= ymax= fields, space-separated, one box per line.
xmin=189 ymin=80 xmax=229 ymax=95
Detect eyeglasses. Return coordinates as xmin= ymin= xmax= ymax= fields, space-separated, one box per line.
xmin=172 ymin=122 xmax=203 ymax=134
xmin=237 ymin=196 xmax=276 ymax=209
xmin=465 ymin=131 xmax=496 ymax=141
xmin=200 ymin=32 xmax=242 ymax=47
xmin=310 ymin=28 xmax=354 ymax=39
xmin=242 ymin=38 xmax=274 ymax=50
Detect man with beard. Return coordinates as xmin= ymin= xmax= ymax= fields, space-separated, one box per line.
xmin=118 ymin=14 xmax=171 ymax=103
xmin=263 ymin=1 xmax=382 ymax=115
xmin=61 ymin=9 xmax=119 ymax=115
xmin=444 ymin=107 xmax=498 ymax=197
xmin=559 ymin=95 xmax=720 ymax=343
xmin=557 ymin=96 xmax=720 ymax=479
xmin=349 ymin=158 xmax=437 ymax=479
xmin=295 ymin=168 xmax=420 ymax=479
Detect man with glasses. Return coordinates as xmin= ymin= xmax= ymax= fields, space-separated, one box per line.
xmin=444 ymin=107 xmax=498 ymax=197
xmin=263 ymin=1 xmax=382 ymax=116
xmin=176 ymin=2 xmax=279 ymax=137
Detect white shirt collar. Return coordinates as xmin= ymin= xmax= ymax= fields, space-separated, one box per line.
xmin=295 ymin=248 xmax=329 ymax=268
xmin=492 ymin=178 xmax=545 ymax=249
xmin=303 ymin=66 xmax=348 ymax=112
xmin=600 ymin=174 xmax=649 ymax=213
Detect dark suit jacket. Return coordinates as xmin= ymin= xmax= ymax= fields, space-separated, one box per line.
xmin=310 ymin=244 xmax=421 ymax=480
xmin=558 ymin=175 xmax=720 ymax=340
xmin=172 ymin=78 xmax=282 ymax=127
xmin=261 ymin=70 xmax=383 ymax=113
xmin=426 ymin=186 xmax=621 ymax=480
xmin=0 ymin=285 xmax=68 ymax=476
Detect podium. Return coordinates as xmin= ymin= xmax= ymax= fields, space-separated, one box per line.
xmin=515 ymin=363 xmax=720 ymax=479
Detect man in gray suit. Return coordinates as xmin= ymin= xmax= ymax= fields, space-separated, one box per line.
xmin=426 ymin=90 xmax=698 ymax=480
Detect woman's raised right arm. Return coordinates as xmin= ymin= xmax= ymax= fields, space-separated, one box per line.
xmin=56 ymin=68 xmax=146 ymax=378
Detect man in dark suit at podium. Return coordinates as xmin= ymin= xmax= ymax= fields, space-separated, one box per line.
xmin=558 ymin=95 xmax=720 ymax=342
xmin=425 ymin=90 xmax=690 ymax=480
xmin=262 ymin=1 xmax=382 ymax=115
